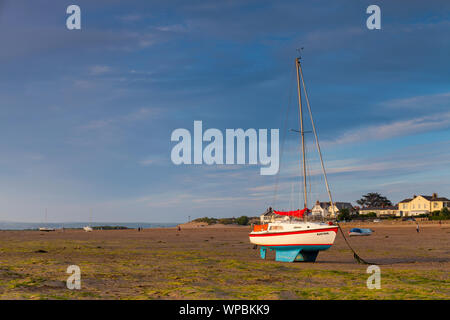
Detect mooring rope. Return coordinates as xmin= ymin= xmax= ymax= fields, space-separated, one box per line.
xmin=296 ymin=60 xmax=374 ymax=265
xmin=335 ymin=221 xmax=373 ymax=264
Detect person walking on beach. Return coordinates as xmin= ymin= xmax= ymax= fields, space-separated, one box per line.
xmin=416 ymin=223 xmax=420 ymax=233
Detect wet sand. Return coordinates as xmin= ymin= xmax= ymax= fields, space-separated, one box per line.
xmin=0 ymin=223 xmax=448 ymax=299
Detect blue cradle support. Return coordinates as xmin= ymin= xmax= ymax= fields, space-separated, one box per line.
xmin=260 ymin=247 xmax=267 ymax=259
xmin=294 ymin=250 xmax=319 ymax=262
xmin=275 ymin=248 xmax=304 ymax=262
xmin=259 ymin=245 xmax=331 ymax=262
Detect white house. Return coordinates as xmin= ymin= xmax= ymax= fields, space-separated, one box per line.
xmin=259 ymin=207 xmax=289 ymax=223
xmin=310 ymin=201 xmax=353 ymax=218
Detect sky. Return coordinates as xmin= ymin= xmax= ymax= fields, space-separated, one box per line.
xmin=0 ymin=0 xmax=450 ymax=223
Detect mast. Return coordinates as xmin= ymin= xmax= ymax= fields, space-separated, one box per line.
xmin=295 ymin=57 xmax=308 ymax=210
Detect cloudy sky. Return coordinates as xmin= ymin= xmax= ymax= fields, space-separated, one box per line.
xmin=0 ymin=0 xmax=449 ymax=222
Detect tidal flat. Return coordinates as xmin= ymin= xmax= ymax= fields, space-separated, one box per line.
xmin=0 ymin=224 xmax=448 ymax=299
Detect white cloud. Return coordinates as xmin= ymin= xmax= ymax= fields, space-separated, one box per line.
xmin=281 ymin=140 xmax=450 ymax=183
xmin=90 ymin=65 xmax=112 ymax=75
xmin=130 ymin=191 xmax=261 ymax=210
xmin=139 ymin=159 xmax=156 ymax=166
xmin=119 ymin=14 xmax=143 ymax=23
xmin=324 ymin=111 xmax=450 ymax=146
xmin=138 ymin=155 xmax=167 ymax=167
xmin=73 ymin=79 xmax=96 ymax=89
xmin=156 ymin=24 xmax=189 ymax=33
xmin=28 ymin=154 xmax=45 ymax=161
xmin=81 ymin=107 xmax=162 ymax=130
xmin=383 ymin=92 xmax=450 ymax=110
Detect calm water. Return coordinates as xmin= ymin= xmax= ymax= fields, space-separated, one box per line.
xmin=0 ymin=222 xmax=180 ymax=230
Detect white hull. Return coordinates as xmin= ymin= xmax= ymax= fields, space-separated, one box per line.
xmin=249 ymin=222 xmax=338 ymax=247
xmin=39 ymin=227 xmax=55 ymax=232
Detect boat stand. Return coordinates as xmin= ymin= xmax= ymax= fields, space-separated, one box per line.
xmin=260 ymin=247 xmax=267 ymax=259
xmin=260 ymin=246 xmax=319 ymax=262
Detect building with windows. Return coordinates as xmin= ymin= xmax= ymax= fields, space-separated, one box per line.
xmin=398 ymin=193 xmax=450 ymax=216
xmin=310 ymin=201 xmax=354 ymax=218
xmin=259 ymin=207 xmax=289 ymax=223
xmin=358 ymin=205 xmax=399 ymax=217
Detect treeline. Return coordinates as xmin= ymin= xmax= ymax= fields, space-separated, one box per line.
xmin=337 ymin=207 xmax=450 ymax=221
xmin=192 ymin=216 xmax=251 ymax=226
xmin=420 ymin=207 xmax=450 ymax=220
xmin=92 ymin=226 xmax=129 ymax=230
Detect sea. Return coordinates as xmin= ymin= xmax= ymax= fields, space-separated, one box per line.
xmin=0 ymin=221 xmax=179 ymax=230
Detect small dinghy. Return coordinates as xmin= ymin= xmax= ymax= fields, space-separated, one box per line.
xmin=348 ymin=228 xmax=373 ymax=236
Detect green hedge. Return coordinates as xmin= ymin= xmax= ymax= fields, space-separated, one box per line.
xmin=193 ymin=216 xmax=250 ymax=225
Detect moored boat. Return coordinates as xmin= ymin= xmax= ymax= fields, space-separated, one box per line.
xmin=348 ymin=228 xmax=373 ymax=236
xmin=250 ymin=220 xmax=337 ymax=262
xmin=39 ymin=227 xmax=55 ymax=232
xmin=39 ymin=209 xmax=55 ymax=232
xmin=249 ymin=51 xmax=339 ymax=262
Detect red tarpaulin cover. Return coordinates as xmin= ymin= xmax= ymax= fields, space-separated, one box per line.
xmin=274 ymin=208 xmax=309 ymax=218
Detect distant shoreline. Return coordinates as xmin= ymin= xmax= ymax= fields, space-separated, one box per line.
xmin=0 ymin=222 xmax=180 ymax=231
xmin=1 ymin=219 xmax=447 ymax=231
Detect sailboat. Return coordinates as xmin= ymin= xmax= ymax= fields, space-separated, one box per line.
xmin=249 ymin=54 xmax=338 ymax=262
xmin=83 ymin=209 xmax=93 ymax=232
xmin=39 ymin=208 xmax=55 ymax=232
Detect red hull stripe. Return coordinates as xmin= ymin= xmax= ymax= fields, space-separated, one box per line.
xmin=249 ymin=227 xmax=338 ymax=237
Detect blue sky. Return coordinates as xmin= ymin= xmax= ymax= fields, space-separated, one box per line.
xmin=0 ymin=0 xmax=450 ymax=222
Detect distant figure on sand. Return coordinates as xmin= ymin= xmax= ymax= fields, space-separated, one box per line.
xmin=177 ymin=226 xmax=181 ymax=231
xmin=416 ymin=224 xmax=420 ymax=233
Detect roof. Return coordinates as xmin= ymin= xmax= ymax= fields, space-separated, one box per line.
xmin=420 ymin=195 xmax=450 ymax=201
xmin=313 ymin=202 xmax=353 ymax=209
xmin=401 ymin=195 xmax=450 ymax=202
xmin=260 ymin=207 xmax=274 ymax=216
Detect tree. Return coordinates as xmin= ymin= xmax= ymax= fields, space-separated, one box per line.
xmin=236 ymin=216 xmax=249 ymax=225
xmin=218 ymin=218 xmax=234 ymax=225
xmin=359 ymin=212 xmax=377 ymax=218
xmin=356 ymin=192 xmax=392 ymax=207
xmin=337 ymin=208 xmax=351 ymax=221
xmin=193 ymin=217 xmax=218 ymax=225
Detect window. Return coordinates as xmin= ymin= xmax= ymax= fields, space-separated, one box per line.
xmin=270 ymin=226 xmax=283 ymax=231
xmin=418 ymin=204 xmax=421 ymax=209
xmin=434 ymin=202 xmax=438 ymax=208
xmin=403 ymin=204 xmax=407 ymax=209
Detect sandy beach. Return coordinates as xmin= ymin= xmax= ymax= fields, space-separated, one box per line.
xmin=0 ymin=222 xmax=448 ymax=299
